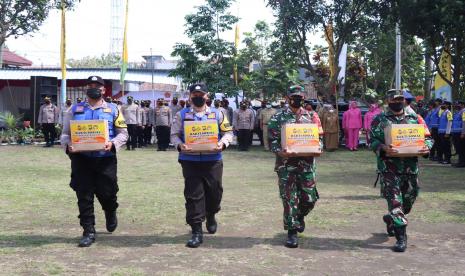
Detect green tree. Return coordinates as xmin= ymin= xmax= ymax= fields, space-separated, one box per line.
xmin=389 ymin=0 xmax=465 ymax=99
xmin=238 ymin=21 xmax=300 ymax=99
xmin=170 ymin=0 xmax=239 ymax=95
xmin=67 ymin=53 xmax=121 ymax=68
xmin=267 ymin=0 xmax=379 ymax=98
xmin=0 ymin=0 xmax=79 ymax=64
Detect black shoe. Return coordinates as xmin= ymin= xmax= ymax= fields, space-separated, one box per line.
xmin=452 ymin=162 xmax=465 ymax=168
xmin=78 ymin=230 xmax=96 ymax=247
xmin=383 ymin=214 xmax=395 ymax=237
xmin=206 ymin=214 xmax=217 ymax=234
xmin=285 ymin=230 xmax=298 ymax=248
xmin=297 ymin=216 xmax=305 ymax=233
xmin=105 ymin=210 xmax=118 ymax=232
xmin=393 ymin=226 xmax=407 ymax=252
xmin=186 ymin=223 xmax=203 ymax=248
xmin=441 ymin=160 xmax=451 ymax=165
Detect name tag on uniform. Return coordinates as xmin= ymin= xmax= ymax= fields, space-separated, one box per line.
xmin=75 ymin=106 xmax=84 ymax=113
xmin=184 ymin=112 xmax=194 ymax=121
xmin=207 ymin=113 xmax=216 ymax=119
xmin=103 ymin=108 xmax=112 ymax=113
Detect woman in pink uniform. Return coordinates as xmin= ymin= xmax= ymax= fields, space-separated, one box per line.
xmin=363 ymin=104 xmax=382 ymax=146
xmin=343 ymin=101 xmax=362 ymax=151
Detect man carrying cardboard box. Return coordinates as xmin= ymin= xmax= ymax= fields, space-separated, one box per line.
xmin=60 ymin=76 xmax=128 ymax=247
xmin=268 ymin=85 xmax=323 ymax=248
xmin=170 ymin=83 xmax=233 ymax=248
xmin=369 ymin=90 xmax=432 ymax=252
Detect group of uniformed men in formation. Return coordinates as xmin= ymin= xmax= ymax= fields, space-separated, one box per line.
xmin=36 ymin=75 xmax=463 ymax=253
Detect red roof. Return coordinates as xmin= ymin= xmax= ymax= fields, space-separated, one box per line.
xmin=2 ymin=49 xmax=32 ymax=67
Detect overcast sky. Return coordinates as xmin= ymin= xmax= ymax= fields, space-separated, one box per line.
xmin=6 ymin=0 xmax=279 ymax=66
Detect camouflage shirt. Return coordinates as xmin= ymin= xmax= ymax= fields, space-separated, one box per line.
xmin=369 ymin=108 xmax=433 ymax=175
xmin=268 ymin=107 xmax=323 ymax=172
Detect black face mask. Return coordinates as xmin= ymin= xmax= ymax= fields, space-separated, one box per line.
xmin=172 ymin=101 xmax=178 ymax=105
xmin=290 ymin=97 xmax=303 ymax=108
xmin=191 ymin=96 xmax=206 ymax=107
xmin=440 ymin=105 xmax=446 ymax=110
xmin=66 ymin=101 xmax=72 ymax=106
xmin=45 ymin=100 xmax=51 ymax=104
xmin=389 ymin=102 xmax=404 ymax=112
xmin=86 ymin=88 xmax=102 ymax=99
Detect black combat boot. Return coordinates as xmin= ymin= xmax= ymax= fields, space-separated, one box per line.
xmin=297 ymin=216 xmax=305 ymax=233
xmin=186 ymin=223 xmax=203 ymax=248
xmin=393 ymin=226 xmax=407 ymax=252
xmin=285 ymin=230 xmax=298 ymax=248
xmin=78 ymin=227 xmax=96 ymax=247
xmin=206 ymin=214 xmax=217 ymax=234
xmin=383 ymin=214 xmax=395 ymax=237
xmin=105 ymin=210 xmax=118 ymax=233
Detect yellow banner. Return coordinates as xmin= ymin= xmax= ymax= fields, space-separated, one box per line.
xmin=60 ymin=0 xmax=66 ymax=79
xmin=434 ymin=48 xmax=451 ymax=89
xmin=234 ymin=24 xmax=239 ymax=86
xmin=325 ymin=23 xmax=335 ymax=79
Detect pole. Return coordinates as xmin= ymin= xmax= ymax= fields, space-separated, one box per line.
xmin=151 ymin=47 xmax=154 ymax=105
xmin=395 ymin=23 xmax=401 ymax=90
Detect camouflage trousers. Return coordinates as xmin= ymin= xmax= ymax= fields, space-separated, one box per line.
xmin=381 ymin=172 xmax=420 ymax=228
xmin=277 ymin=169 xmax=319 ymax=230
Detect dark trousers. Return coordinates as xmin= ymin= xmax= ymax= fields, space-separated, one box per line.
xmin=42 ymin=123 xmax=56 ymax=145
xmin=70 ymin=154 xmax=119 ymax=230
xmin=237 ymin=129 xmax=251 ymax=151
xmin=144 ymin=125 xmax=153 ymax=145
xmin=438 ymin=133 xmax=452 ymax=161
xmin=137 ymin=126 xmax=145 ymax=147
xmin=254 ymin=126 xmax=263 ymax=146
xmin=430 ymin=127 xmax=439 ymax=158
xmin=452 ymin=133 xmax=465 ymax=164
xmin=155 ymin=125 xmax=170 ymax=150
xmin=180 ymin=160 xmax=223 ymax=225
xmin=126 ymin=124 xmax=137 ymax=149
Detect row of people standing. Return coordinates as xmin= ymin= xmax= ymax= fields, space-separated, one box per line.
xmin=425 ymin=99 xmax=465 ymax=167
xmin=120 ymin=97 xmax=183 ymax=151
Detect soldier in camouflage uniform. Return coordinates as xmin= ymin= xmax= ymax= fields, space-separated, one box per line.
xmin=268 ymin=85 xmax=323 ymax=248
xmin=369 ymin=90 xmax=432 ymax=252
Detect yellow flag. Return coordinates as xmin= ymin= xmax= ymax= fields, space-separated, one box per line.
xmin=325 ymin=23 xmax=335 ymax=79
xmin=234 ymin=24 xmax=239 ymax=86
xmin=60 ymin=0 xmax=66 ymax=80
xmin=434 ymin=48 xmax=452 ymax=100
xmin=120 ymin=0 xmax=129 ymax=86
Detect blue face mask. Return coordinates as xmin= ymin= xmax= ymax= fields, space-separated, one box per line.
xmin=266 ymin=104 xmax=272 ymax=108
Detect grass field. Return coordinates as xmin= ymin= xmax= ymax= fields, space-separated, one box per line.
xmin=0 ymin=145 xmax=464 ymax=275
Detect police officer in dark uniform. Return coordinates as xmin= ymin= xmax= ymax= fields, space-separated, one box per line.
xmin=170 ymin=83 xmax=233 ymax=248
xmin=452 ymin=100 xmax=465 ymax=167
xmin=60 ymin=76 xmax=128 ymax=247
